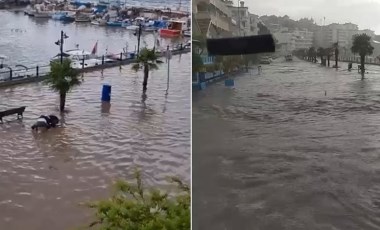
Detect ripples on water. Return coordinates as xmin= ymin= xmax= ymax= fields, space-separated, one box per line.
xmin=193 ymin=59 xmax=380 ymax=230
xmin=0 ymin=54 xmax=190 ymax=229
xmin=0 ymin=10 xmax=188 ymax=66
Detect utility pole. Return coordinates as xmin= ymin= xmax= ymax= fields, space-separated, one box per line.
xmin=134 ymin=24 xmax=142 ymax=57
xmin=55 ymin=30 xmax=69 ymax=64
xmin=166 ymin=45 xmax=171 ymax=93
xmin=237 ymin=0 xmax=241 ymax=36
xmin=60 ymin=30 xmax=64 ymax=63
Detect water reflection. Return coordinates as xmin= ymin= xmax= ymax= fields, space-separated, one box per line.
xmin=101 ymin=101 xmax=111 ymax=114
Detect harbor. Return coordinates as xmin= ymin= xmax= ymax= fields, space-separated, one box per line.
xmin=0 ymin=9 xmax=190 ymax=83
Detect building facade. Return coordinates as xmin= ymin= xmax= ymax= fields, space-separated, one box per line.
xmin=193 ymin=0 xmax=235 ymax=38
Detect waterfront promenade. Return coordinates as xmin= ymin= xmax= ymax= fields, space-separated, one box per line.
xmin=0 ymin=47 xmax=190 ymax=87
xmin=0 ymin=53 xmax=191 ymax=230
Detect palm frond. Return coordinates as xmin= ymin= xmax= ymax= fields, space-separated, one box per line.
xmin=132 ymin=63 xmax=141 ymax=72
xmin=44 ymin=59 xmax=82 ymax=94
xmin=132 ymin=47 xmax=162 ymax=74
xmin=148 ymin=63 xmax=159 ymax=71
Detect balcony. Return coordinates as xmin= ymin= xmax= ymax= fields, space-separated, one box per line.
xmin=194 ymin=10 xmax=230 ymax=33
xmin=210 ymin=0 xmax=231 ymax=17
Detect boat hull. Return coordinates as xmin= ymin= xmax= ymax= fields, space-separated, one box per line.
xmin=159 ymin=29 xmax=181 ymax=37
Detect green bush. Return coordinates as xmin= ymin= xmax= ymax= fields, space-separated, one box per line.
xmin=87 ymin=171 xmax=190 ymax=230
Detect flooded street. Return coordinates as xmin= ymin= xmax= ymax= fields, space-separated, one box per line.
xmin=193 ymin=59 xmax=380 ymax=230
xmin=0 ymin=53 xmax=190 ymax=229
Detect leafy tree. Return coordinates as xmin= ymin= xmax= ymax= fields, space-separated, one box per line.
xmin=307 ymin=47 xmax=317 ymax=62
xmin=87 ymin=170 xmax=190 ymax=230
xmin=351 ymin=33 xmax=374 ymax=77
xmin=333 ymin=42 xmax=339 ymax=68
xmin=192 ymin=34 xmax=206 ymax=55
xmin=44 ymin=59 xmax=82 ymax=112
xmin=132 ymin=48 xmax=163 ymax=91
xmin=192 ymin=52 xmax=204 ymax=74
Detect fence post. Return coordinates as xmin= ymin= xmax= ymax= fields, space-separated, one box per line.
xmin=102 ymin=55 xmax=104 ymax=65
xmin=9 ymin=69 xmax=12 ymax=81
xmin=36 ymin=65 xmax=39 ymax=77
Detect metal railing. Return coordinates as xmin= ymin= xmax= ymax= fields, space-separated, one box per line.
xmin=0 ymin=44 xmax=190 ymax=83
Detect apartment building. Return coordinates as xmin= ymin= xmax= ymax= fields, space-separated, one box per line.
xmin=225 ymin=0 xmax=258 ymax=36
xmin=193 ymin=0 xmax=235 ymax=38
xmin=313 ymin=23 xmax=375 ymax=50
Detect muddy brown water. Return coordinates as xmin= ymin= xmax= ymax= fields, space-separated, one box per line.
xmin=0 ymin=54 xmax=190 ymax=229
xmin=193 ymin=59 xmax=380 ymax=230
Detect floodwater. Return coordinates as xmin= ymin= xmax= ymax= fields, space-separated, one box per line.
xmin=193 ymin=59 xmax=380 ymax=230
xmin=0 ymin=10 xmax=188 ymax=66
xmin=0 ymin=53 xmax=190 ymax=229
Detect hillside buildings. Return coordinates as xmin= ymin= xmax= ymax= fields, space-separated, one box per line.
xmin=193 ymin=0 xmax=377 ymax=57
xmin=193 ymin=0 xmax=259 ymax=38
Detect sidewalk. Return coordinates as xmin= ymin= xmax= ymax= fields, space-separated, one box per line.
xmin=192 ymin=66 xmax=260 ymax=92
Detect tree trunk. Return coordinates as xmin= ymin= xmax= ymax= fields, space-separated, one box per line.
xmin=361 ymin=55 xmax=365 ymax=77
xmin=142 ymin=64 xmax=149 ymax=91
xmin=60 ymin=92 xmax=66 ymax=112
xmin=327 ymin=55 xmax=330 ymax=67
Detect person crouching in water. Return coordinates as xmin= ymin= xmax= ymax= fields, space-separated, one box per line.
xmin=31 ymin=115 xmax=59 ymax=131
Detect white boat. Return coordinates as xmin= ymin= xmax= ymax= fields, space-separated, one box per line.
xmin=125 ymin=25 xmax=139 ymax=30
xmin=51 ymin=49 xmax=102 ymax=69
xmin=125 ymin=17 xmax=145 ymax=30
xmin=143 ymin=26 xmax=157 ymax=32
xmin=24 ymin=8 xmax=36 ymax=16
xmin=75 ymin=14 xmax=91 ymax=22
xmin=31 ymin=4 xmax=52 ymax=18
xmin=91 ymin=18 xmax=107 ymax=26
xmin=183 ymin=30 xmax=190 ymax=37
xmin=34 ymin=12 xmax=52 ymax=18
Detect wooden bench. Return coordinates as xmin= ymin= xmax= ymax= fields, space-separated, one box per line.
xmin=0 ymin=106 xmax=26 ymax=123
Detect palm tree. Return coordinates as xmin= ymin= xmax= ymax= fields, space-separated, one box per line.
xmin=132 ymin=48 xmax=163 ymax=91
xmin=351 ymin=33 xmax=374 ymax=77
xmin=44 ymin=59 xmax=82 ymax=112
xmin=333 ymin=42 xmax=339 ymax=68
xmin=317 ymin=47 xmax=325 ymax=65
xmin=308 ymin=47 xmax=317 ymax=62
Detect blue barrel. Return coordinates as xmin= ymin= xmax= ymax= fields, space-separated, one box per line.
xmin=101 ymin=84 xmax=111 ymax=101
xmin=200 ymin=82 xmax=207 ymax=90
xmin=225 ymin=79 xmax=234 ymax=87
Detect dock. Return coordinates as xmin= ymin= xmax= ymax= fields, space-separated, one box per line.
xmin=0 ymin=47 xmax=190 ymax=88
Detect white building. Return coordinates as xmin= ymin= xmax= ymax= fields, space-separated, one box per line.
xmin=293 ymin=29 xmax=314 ymax=50
xmin=225 ymin=0 xmax=258 ymax=36
xmin=273 ymin=28 xmax=313 ymax=55
xmin=313 ymin=23 xmax=375 ymax=49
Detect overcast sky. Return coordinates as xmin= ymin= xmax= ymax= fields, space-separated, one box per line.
xmin=244 ymin=0 xmax=380 ymax=34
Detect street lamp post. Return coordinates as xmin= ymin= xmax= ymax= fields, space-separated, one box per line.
xmin=55 ymin=30 xmax=69 ymax=64
xmin=134 ymin=24 xmax=142 ymax=57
